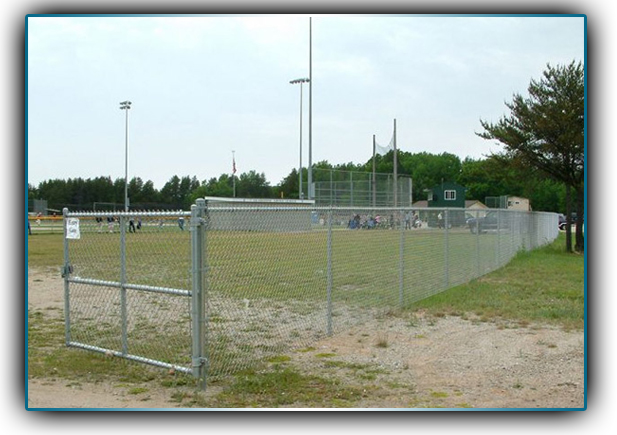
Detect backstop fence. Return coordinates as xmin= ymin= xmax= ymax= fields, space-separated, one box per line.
xmin=310 ymin=168 xmax=413 ymax=207
xmin=61 ymin=201 xmax=559 ymax=389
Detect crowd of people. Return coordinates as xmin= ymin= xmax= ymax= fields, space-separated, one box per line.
xmin=90 ymin=215 xmax=188 ymax=233
xmin=347 ymin=211 xmax=422 ymax=230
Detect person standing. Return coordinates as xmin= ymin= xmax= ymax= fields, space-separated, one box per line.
xmin=405 ymin=211 xmax=412 ymax=230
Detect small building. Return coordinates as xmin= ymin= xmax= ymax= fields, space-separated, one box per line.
xmin=506 ymin=196 xmax=531 ymax=211
xmin=424 ymin=182 xmax=468 ymax=227
xmin=465 ymin=199 xmax=488 ymax=211
xmin=426 ymin=181 xmax=467 ymax=209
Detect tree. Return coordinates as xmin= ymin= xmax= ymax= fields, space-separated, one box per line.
xmin=477 ymin=61 xmax=584 ymax=252
xmin=159 ymin=175 xmax=182 ymax=208
xmin=395 ymin=152 xmax=462 ymax=202
xmin=237 ymin=170 xmax=272 ymax=198
xmin=192 ymin=174 xmax=234 ymax=199
xmin=276 ymin=168 xmax=300 ymax=199
xmin=140 ymin=180 xmax=158 ymax=205
xmin=458 ymin=157 xmax=503 ymax=201
xmin=127 ymin=177 xmax=145 ymax=205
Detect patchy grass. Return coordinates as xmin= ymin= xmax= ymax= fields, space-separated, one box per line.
xmin=314 ymin=352 xmax=337 ymax=358
xmin=194 ymin=367 xmax=367 ymax=408
xmin=409 ymin=234 xmax=584 ymax=330
xmin=267 ymin=355 xmax=292 ymax=364
xmin=375 ymin=333 xmax=389 ymax=348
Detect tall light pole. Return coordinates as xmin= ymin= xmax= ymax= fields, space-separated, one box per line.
xmin=308 ymin=17 xmax=313 ymax=200
xmin=119 ymin=101 xmax=132 ymax=211
xmin=290 ymin=78 xmax=309 ymax=199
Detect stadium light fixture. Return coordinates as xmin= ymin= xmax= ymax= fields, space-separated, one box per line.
xmin=289 ymin=78 xmax=309 ymax=199
xmin=119 ymin=101 xmax=132 ymax=212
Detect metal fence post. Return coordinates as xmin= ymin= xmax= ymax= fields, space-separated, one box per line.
xmin=62 ymin=208 xmax=71 ymax=346
xmin=511 ymin=211 xmax=516 ymax=255
xmin=444 ymin=209 xmax=449 ymax=289
xmin=476 ymin=209 xmax=481 ymax=276
xmin=350 ymin=171 xmax=353 ymax=207
xmin=329 ymin=169 xmax=333 ymax=206
xmin=527 ymin=211 xmax=533 ymax=251
xmin=120 ymin=215 xmax=128 ymax=355
xmin=399 ymin=209 xmax=404 ymax=307
xmin=326 ymin=207 xmax=333 ymax=336
xmin=496 ymin=209 xmax=501 ymax=268
xmin=191 ymin=199 xmax=208 ymax=389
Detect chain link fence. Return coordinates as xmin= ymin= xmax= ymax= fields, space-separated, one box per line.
xmin=310 ymin=168 xmax=413 ymax=207
xmin=63 ymin=202 xmax=558 ymax=388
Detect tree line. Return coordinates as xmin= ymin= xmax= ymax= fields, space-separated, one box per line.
xmin=28 ymin=152 xmax=568 ymax=214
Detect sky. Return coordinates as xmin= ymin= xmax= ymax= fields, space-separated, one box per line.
xmin=27 ymin=15 xmax=584 ymax=190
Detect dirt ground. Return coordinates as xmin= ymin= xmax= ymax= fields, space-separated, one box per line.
xmin=26 ymin=267 xmax=584 ymax=409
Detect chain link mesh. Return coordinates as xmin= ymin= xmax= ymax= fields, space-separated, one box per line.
xmin=65 ymin=212 xmax=193 ymax=372
xmin=63 ymin=206 xmax=559 ymax=382
xmin=310 ymin=168 xmax=413 ymax=207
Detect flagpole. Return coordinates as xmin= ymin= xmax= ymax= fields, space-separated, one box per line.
xmin=232 ymin=150 xmax=236 ymax=198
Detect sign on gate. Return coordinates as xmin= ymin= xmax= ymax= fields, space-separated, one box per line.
xmin=66 ymin=218 xmax=80 ymax=239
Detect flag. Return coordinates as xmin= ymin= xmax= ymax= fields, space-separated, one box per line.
xmin=232 ymin=157 xmax=236 ymax=174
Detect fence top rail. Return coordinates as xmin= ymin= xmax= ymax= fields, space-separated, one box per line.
xmin=62 ymin=206 xmax=559 ymax=217
xmin=202 ymin=196 xmax=315 ymax=205
xmin=63 ymin=209 xmax=191 ymax=218
xmin=203 ymin=206 xmax=558 ymax=215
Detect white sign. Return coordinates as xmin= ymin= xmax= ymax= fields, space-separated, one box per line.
xmin=66 ymin=218 xmax=81 ymax=239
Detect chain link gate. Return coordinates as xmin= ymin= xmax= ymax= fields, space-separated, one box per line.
xmin=62 ymin=200 xmax=208 ymax=387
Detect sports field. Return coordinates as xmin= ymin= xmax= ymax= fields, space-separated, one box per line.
xmin=29 ymin=217 xmax=513 ymax=305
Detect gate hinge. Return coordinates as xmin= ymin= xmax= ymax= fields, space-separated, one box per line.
xmin=61 ymin=264 xmax=74 ymax=278
xmin=192 ymin=357 xmax=208 ymax=368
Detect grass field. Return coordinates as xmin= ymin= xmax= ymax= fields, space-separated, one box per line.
xmin=27 ymin=220 xmax=521 ymax=305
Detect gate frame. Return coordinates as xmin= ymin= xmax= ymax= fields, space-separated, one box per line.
xmin=62 ymin=208 xmax=204 ymax=382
